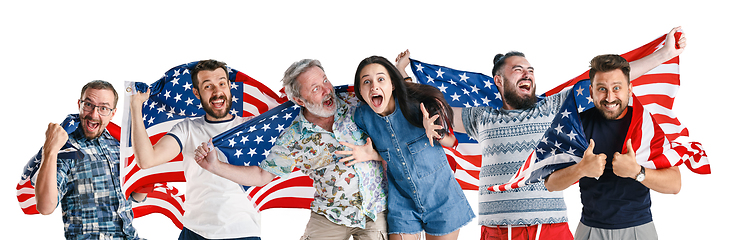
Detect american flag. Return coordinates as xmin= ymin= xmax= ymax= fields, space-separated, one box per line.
xmin=409 ymin=32 xmax=710 ymax=192
xmin=117 ymin=61 xmax=317 ymax=229
xmin=16 ymin=114 xmax=89 ymax=214
xmin=485 ymin=80 xmax=710 ymax=192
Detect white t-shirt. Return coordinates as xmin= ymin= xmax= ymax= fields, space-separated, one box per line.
xmin=167 ymin=115 xmax=260 ymax=239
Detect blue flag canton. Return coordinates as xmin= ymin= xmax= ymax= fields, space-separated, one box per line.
xmin=21 ymin=115 xmax=83 ymax=182
xmin=134 ymin=61 xmax=245 ymax=128
xmin=409 ymin=58 xmax=504 ymax=109
xmin=211 ymin=101 xmax=301 ymax=190
xmin=534 ymin=80 xmax=594 ymax=161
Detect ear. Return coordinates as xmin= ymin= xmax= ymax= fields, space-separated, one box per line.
xmin=494 ymin=75 xmax=504 ymax=91
xmin=110 ymin=108 xmax=117 ymax=119
xmin=292 ymin=97 xmax=306 ymax=107
xmin=192 ymin=87 xmax=201 ymax=100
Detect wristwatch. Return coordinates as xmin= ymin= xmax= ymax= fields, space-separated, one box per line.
xmin=635 ymin=166 xmax=646 ymax=182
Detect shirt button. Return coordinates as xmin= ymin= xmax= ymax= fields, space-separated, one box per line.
xmin=396 ymin=149 xmax=400 ymax=152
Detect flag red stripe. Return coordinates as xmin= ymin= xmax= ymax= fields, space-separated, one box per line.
xmin=124 ymin=172 xmax=186 ymax=197
xmin=252 ymin=175 xmax=314 ymax=206
xmin=257 ymin=198 xmax=313 ymax=210
xmin=132 ymin=205 xmax=184 ymax=229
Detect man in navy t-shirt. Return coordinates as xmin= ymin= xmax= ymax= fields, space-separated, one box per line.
xmin=544 ymin=54 xmax=682 ymax=240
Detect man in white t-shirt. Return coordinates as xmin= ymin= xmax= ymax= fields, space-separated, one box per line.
xmin=129 ymin=59 xmax=260 ymax=240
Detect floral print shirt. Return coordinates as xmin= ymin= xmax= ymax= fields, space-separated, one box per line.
xmin=260 ymin=93 xmax=387 ymax=228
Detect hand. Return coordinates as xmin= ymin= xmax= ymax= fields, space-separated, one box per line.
xmin=44 ymin=123 xmax=68 ymax=153
xmin=194 ymin=138 xmax=220 ymax=172
xmin=130 ymin=88 xmax=151 ymax=111
xmin=660 ymin=26 xmax=686 ymax=58
xmin=395 ymin=49 xmax=411 ymax=73
xmin=421 ymin=103 xmax=444 ymax=147
xmin=578 ymin=139 xmax=606 ymax=178
xmin=612 ymin=139 xmax=641 ymax=178
xmin=335 ymin=138 xmax=381 ymax=166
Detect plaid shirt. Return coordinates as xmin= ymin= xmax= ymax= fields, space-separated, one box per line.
xmin=36 ymin=128 xmax=141 ymax=240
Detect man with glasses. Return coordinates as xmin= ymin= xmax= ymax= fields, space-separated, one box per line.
xmin=34 ymin=80 xmax=146 ymax=239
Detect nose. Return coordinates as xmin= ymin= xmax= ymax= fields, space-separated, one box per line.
xmin=605 ymin=90 xmax=618 ymax=103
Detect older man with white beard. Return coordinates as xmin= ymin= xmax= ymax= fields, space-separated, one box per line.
xmin=193 ymin=59 xmax=388 ymax=240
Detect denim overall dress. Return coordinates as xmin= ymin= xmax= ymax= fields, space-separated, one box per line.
xmin=354 ymin=100 xmax=475 ymax=235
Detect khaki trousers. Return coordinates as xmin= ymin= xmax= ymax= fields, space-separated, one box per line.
xmin=300 ymin=211 xmax=387 ymax=240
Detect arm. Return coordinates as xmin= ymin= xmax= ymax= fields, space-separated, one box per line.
xmin=395 ymin=49 xmax=471 ymax=135
xmin=35 ymin=123 xmax=68 ymax=215
xmin=545 ymin=139 xmax=607 ymax=192
xmin=194 ymin=139 xmax=276 ymax=186
xmin=130 ymin=89 xmax=181 ymax=169
xmin=395 ymin=49 xmax=411 ymax=79
xmin=612 ymin=139 xmax=681 ymax=194
xmin=628 ymin=26 xmax=686 ymax=80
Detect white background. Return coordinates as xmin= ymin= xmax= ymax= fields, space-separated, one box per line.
xmin=2 ymin=1 xmax=728 ymax=239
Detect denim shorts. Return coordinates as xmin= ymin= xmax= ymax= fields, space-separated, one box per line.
xmin=386 ymin=163 xmax=475 ymax=236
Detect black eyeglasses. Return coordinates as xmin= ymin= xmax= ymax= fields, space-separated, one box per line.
xmin=79 ymin=100 xmax=115 ymax=116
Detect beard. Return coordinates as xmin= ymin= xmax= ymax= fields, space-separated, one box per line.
xmin=302 ymin=92 xmax=337 ymax=118
xmin=201 ymin=95 xmax=233 ymax=119
xmin=80 ymin=115 xmax=105 ymax=139
xmin=598 ymin=100 xmax=629 ymax=120
xmin=503 ymin=85 xmax=537 ymax=110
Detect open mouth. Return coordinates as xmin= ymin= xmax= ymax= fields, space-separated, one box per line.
xmin=322 ymin=95 xmax=334 ymax=108
xmin=602 ymin=101 xmax=620 ymax=110
xmin=370 ymin=92 xmax=384 ymax=108
xmin=517 ymin=79 xmax=532 ymax=92
xmin=210 ymin=97 xmax=226 ymax=109
xmin=84 ymin=119 xmax=100 ymax=132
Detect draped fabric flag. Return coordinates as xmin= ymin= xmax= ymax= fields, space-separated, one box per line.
xmin=409 ymin=32 xmax=710 ymax=192
xmin=117 ymin=61 xmax=317 ymax=229
xmin=485 ymin=80 xmax=710 ymax=192
xmin=209 ymin=85 xmax=356 ymax=209
xmin=16 ymin=114 xmax=121 ymax=214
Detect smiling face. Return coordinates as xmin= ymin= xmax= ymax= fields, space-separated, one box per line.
xmin=192 ymin=67 xmax=233 ymax=121
xmin=358 ymin=63 xmax=396 ymax=116
xmin=78 ymin=88 xmax=116 ymax=139
xmin=590 ymin=68 xmax=633 ymax=120
xmin=495 ymin=56 xmax=537 ymax=110
xmin=294 ymin=66 xmax=337 ymax=118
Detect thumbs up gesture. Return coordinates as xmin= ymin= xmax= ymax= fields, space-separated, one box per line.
xmin=579 ymin=139 xmax=606 ymax=178
xmin=612 ymin=139 xmax=641 ymax=179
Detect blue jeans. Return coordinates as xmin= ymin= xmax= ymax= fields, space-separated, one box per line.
xmin=178 ymin=227 xmax=261 ymax=240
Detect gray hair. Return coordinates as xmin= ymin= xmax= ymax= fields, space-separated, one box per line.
xmin=282 ymin=59 xmax=324 ymax=102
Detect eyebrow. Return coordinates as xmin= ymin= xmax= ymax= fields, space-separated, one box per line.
xmin=83 ymin=97 xmax=111 ymax=107
xmin=512 ymin=65 xmax=534 ymax=70
xmin=361 ymin=72 xmax=387 ymax=79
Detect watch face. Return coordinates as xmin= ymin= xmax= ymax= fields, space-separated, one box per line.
xmin=636 ymin=173 xmax=645 ymax=182
xmin=636 ymin=167 xmax=646 ymax=182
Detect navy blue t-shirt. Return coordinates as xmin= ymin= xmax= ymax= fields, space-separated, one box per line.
xmin=578 ymin=107 xmax=652 ymax=229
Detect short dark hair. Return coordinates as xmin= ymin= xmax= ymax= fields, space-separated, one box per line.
xmin=191 ymin=59 xmax=228 ymax=89
xmin=491 ymin=51 xmax=526 ymax=77
xmin=80 ymin=80 xmax=118 ymax=107
xmin=589 ymin=54 xmax=630 ymax=84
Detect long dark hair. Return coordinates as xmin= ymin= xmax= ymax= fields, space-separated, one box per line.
xmin=354 ymin=56 xmax=454 ymax=133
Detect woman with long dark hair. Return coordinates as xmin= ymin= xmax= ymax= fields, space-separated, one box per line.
xmin=340 ymin=55 xmax=474 ymax=240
